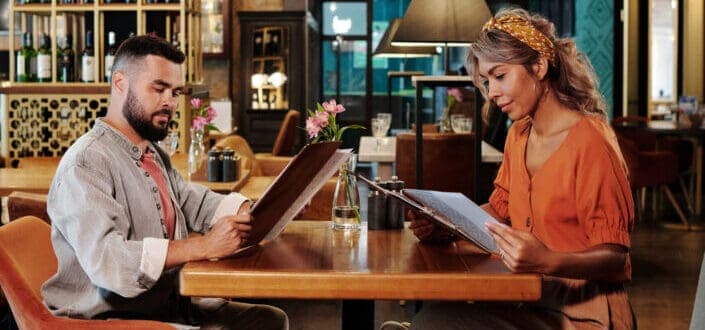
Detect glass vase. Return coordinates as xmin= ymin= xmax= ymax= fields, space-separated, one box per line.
xmin=332 ymin=154 xmax=361 ymax=230
xmin=187 ymin=128 xmax=206 ymax=180
xmin=439 ymin=107 xmax=452 ymax=133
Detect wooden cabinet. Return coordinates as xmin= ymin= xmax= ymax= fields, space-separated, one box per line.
xmin=236 ymin=11 xmax=319 ymax=153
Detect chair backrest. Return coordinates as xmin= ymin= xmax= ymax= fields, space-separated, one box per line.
xmin=271 ymin=110 xmax=301 ymax=156
xmin=611 ymin=116 xmax=657 ymax=152
xmin=395 ymin=133 xmax=475 ymax=199
xmin=0 ymin=216 xmax=58 ymax=328
xmin=216 ymin=135 xmax=259 ymax=174
xmin=0 ymin=216 xmax=174 ymax=329
xmin=691 ymin=253 xmax=705 ymax=330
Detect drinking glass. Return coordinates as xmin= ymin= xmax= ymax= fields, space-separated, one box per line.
xmin=371 ymin=118 xmax=388 ymax=151
xmin=450 ymin=114 xmax=466 ymax=133
xmin=377 ymin=113 xmax=392 ymax=133
xmin=451 ymin=117 xmax=472 ymax=133
xmin=158 ymin=131 xmax=179 ymax=157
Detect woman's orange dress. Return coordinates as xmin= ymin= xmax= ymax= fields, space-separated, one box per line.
xmin=489 ymin=115 xmax=635 ymax=329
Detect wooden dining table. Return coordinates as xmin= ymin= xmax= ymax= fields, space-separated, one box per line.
xmin=0 ymin=154 xmax=249 ymax=196
xmin=180 ymin=221 xmax=541 ymax=329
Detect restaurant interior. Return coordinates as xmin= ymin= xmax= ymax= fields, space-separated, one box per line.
xmin=1 ymin=0 xmax=705 ymax=329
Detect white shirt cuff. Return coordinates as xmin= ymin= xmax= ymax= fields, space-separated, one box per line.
xmin=140 ymin=237 xmax=169 ymax=282
xmin=208 ymin=193 xmax=250 ymax=228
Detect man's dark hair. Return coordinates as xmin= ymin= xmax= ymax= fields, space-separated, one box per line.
xmin=111 ymin=35 xmax=185 ymax=77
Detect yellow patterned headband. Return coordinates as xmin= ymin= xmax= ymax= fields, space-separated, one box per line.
xmin=482 ymin=14 xmax=556 ymax=65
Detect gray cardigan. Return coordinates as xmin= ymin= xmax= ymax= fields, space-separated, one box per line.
xmin=42 ymin=119 xmax=247 ymax=320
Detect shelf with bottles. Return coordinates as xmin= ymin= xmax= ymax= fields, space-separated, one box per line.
xmin=9 ymin=0 xmax=201 ymax=86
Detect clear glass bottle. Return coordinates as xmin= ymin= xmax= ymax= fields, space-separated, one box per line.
xmin=332 ymin=154 xmax=361 ymax=230
xmin=187 ymin=129 xmax=206 ymax=180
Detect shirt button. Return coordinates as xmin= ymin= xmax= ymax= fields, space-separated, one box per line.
xmin=526 ymin=217 xmax=531 ymax=227
xmin=144 ymin=172 xmax=150 ymax=177
xmin=156 ymin=203 xmax=162 ymax=210
xmin=132 ymin=146 xmax=139 ymax=153
xmin=152 ymin=186 xmax=158 ymax=193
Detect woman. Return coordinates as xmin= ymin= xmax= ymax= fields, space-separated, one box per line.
xmin=407 ymin=8 xmax=634 ymax=330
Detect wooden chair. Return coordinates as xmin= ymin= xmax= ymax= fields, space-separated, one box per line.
xmin=5 ymin=191 xmax=49 ymax=223
xmin=0 ymin=216 xmax=172 ymax=329
xmin=270 ymin=109 xmax=301 ymax=157
xmin=616 ymin=134 xmax=690 ymax=227
xmin=395 ymin=132 xmax=475 ymax=199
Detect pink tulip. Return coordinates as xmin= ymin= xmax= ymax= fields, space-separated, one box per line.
xmin=206 ymin=106 xmax=217 ymax=122
xmin=448 ymin=88 xmax=464 ymax=102
xmin=322 ymin=99 xmax=345 ymax=114
xmin=306 ymin=117 xmax=321 ymax=138
xmin=192 ymin=116 xmax=208 ymax=131
xmin=190 ymin=98 xmax=202 ymax=109
xmin=315 ymin=110 xmax=330 ymax=127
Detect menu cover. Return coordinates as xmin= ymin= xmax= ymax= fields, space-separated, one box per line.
xmin=244 ymin=141 xmax=351 ymax=247
xmin=357 ymin=174 xmax=498 ymax=253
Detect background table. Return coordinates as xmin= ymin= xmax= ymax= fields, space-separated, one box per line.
xmin=180 ymin=221 xmax=541 ymax=329
xmin=358 ymin=136 xmax=503 ymax=180
xmin=0 ymin=154 xmax=248 ymax=196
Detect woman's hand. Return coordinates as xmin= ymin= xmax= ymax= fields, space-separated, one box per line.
xmin=407 ymin=210 xmax=454 ymax=243
xmin=486 ymin=221 xmax=555 ymax=273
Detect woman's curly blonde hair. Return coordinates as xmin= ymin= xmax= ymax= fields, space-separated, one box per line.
xmin=468 ymin=8 xmax=607 ymax=122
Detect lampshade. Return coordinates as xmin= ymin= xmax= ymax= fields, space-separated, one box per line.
xmin=268 ymin=72 xmax=288 ymax=87
xmin=374 ymin=19 xmax=438 ymax=58
xmin=251 ymin=73 xmax=268 ymax=88
xmin=392 ymin=0 xmax=492 ymax=47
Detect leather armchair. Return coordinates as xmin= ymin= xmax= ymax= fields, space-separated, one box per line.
xmin=0 ymin=216 xmax=173 ymax=329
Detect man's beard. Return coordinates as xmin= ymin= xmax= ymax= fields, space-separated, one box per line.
xmin=122 ymin=88 xmax=171 ymax=142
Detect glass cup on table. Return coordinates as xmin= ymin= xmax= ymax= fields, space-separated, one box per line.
xmin=157 ymin=131 xmax=179 ymax=157
xmin=371 ymin=118 xmax=389 ymax=151
xmin=376 ymin=113 xmax=392 ymax=131
xmin=451 ymin=114 xmax=472 ymax=133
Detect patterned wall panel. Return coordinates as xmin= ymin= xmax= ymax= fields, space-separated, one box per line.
xmin=574 ymin=0 xmax=614 ymax=117
xmin=2 ymin=94 xmax=188 ymax=162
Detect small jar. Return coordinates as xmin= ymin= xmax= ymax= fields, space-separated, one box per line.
xmin=367 ymin=176 xmax=387 ymax=230
xmin=207 ymin=149 xmax=222 ymax=182
xmin=222 ymin=149 xmax=239 ymax=182
xmin=386 ymin=176 xmax=405 ymax=230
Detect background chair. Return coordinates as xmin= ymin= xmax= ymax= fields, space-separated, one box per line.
xmin=616 ymin=133 xmax=690 ymax=227
xmin=0 ymin=216 xmax=172 ymax=329
xmin=395 ymin=132 xmax=475 ymax=199
xmin=270 ymin=110 xmax=301 ymax=157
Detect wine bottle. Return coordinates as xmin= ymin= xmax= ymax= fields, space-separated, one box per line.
xmin=81 ymin=30 xmax=95 ymax=83
xmin=60 ymin=34 xmax=75 ymax=82
xmin=16 ymin=32 xmax=36 ymax=82
xmin=105 ymin=31 xmax=117 ymax=82
xmin=37 ymin=34 xmax=51 ymax=82
xmin=171 ymin=32 xmax=180 ymax=50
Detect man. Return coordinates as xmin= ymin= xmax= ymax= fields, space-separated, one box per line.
xmin=42 ymin=35 xmax=288 ymax=329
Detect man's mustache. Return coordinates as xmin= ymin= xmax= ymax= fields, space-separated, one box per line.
xmin=152 ymin=109 xmax=172 ymax=120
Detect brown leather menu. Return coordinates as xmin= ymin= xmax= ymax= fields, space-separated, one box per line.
xmin=244 ymin=141 xmax=349 ymax=247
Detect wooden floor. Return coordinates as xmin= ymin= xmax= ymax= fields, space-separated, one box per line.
xmin=630 ymin=221 xmax=705 ymax=329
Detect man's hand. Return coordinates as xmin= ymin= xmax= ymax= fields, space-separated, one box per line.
xmin=165 ymin=205 xmax=253 ymax=269
xmin=407 ymin=210 xmax=454 ymax=243
xmin=201 ymin=212 xmax=253 ymax=259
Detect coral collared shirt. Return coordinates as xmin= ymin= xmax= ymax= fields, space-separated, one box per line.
xmin=489 ymin=115 xmax=634 ymax=329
